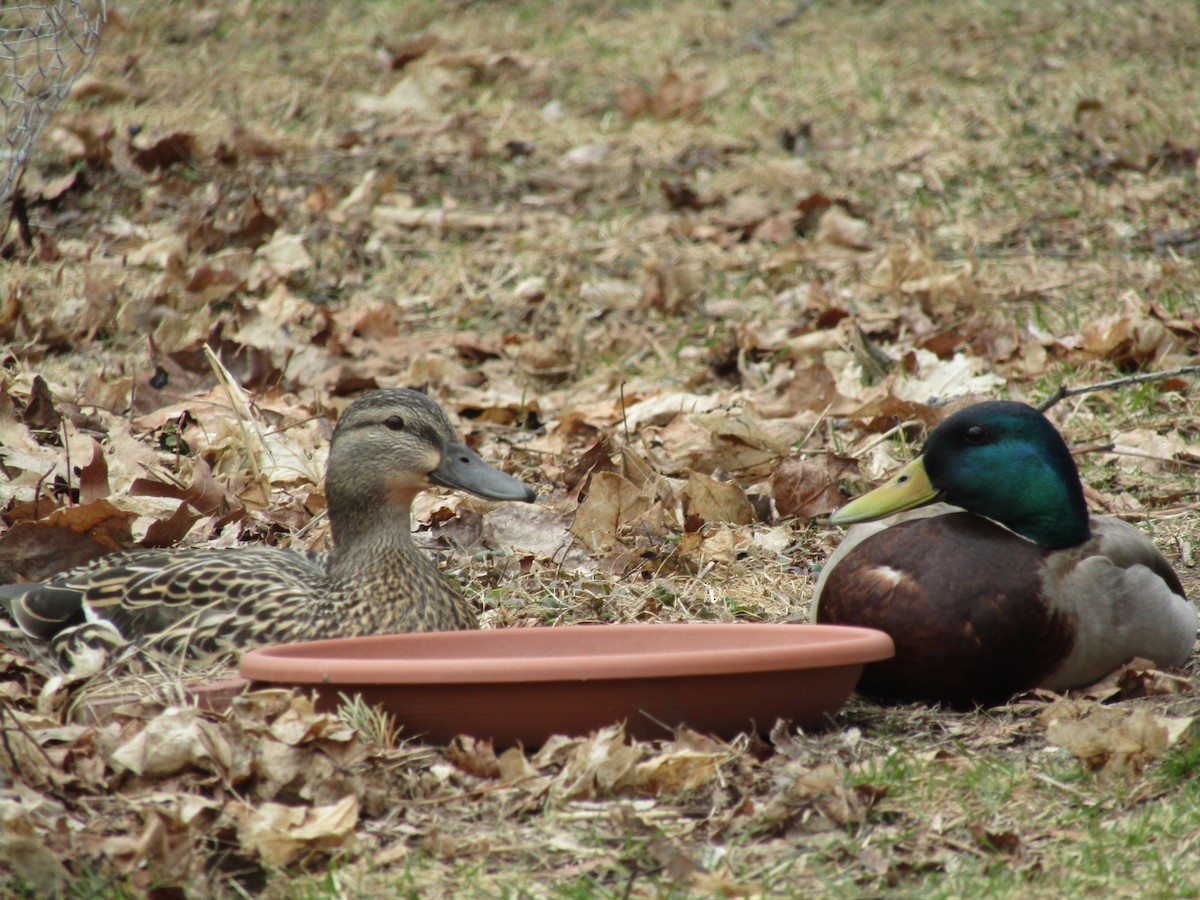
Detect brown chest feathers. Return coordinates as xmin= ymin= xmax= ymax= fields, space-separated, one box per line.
xmin=816 ymin=512 xmax=1074 ymax=707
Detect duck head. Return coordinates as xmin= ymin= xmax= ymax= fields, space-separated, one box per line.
xmin=326 ymin=389 xmax=536 ymax=543
xmin=830 ymin=401 xmax=1091 ymax=549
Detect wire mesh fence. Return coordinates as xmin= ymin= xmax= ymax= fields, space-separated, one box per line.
xmin=1 ymin=0 xmax=107 ymax=206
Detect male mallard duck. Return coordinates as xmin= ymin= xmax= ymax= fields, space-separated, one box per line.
xmin=0 ymin=388 xmax=536 ymax=660
xmin=812 ymin=400 xmax=1196 ymax=707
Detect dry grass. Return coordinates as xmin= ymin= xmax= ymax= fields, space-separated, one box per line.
xmin=3 ymin=0 xmax=1200 ymax=896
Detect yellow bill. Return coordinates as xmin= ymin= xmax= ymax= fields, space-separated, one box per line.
xmin=830 ymin=456 xmax=940 ymax=525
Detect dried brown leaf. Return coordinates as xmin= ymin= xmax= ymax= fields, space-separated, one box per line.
xmin=771 ymin=454 xmax=859 ymax=519
xmin=618 ymin=71 xmax=707 ymax=122
xmin=497 ymin=746 xmax=538 ymax=782
xmin=969 ymin=823 xmax=1021 ymax=856
xmin=76 ymin=438 xmax=110 ymax=504
xmin=385 ymin=33 xmax=438 ymax=70
xmin=266 ymin=694 xmax=357 ymax=747
xmin=109 ymin=707 xmax=231 ymax=778
xmin=234 ymin=794 xmax=359 ymax=868
xmin=645 ymin=410 xmax=791 ymax=478
xmin=642 ymin=259 xmax=703 ymax=314
xmin=562 ymin=437 xmax=618 ymax=494
xmin=1042 ymin=699 xmax=1194 ymax=774
xmin=254 ymin=233 xmax=313 ymax=282
xmin=0 ymin=521 xmax=112 ymax=583
xmin=185 ymin=257 xmax=249 ymax=306
xmin=648 ymin=835 xmax=706 ymax=883
xmin=130 ymin=457 xmax=238 ymax=518
xmin=131 ymin=131 xmax=198 ymax=172
xmin=616 ymin=83 xmax=650 ymax=119
xmin=636 ymin=749 xmax=723 ymax=796
xmin=550 ymin=726 xmax=640 ymax=799
xmin=1077 ymin=657 xmax=1192 ymax=701
xmin=814 ymin=207 xmax=873 ymax=252
xmin=21 ymin=376 xmax=60 ymax=433
xmin=0 ymin=725 xmax=69 ymax=791
xmin=50 ymin=110 xmax=114 ymax=164
xmin=214 ymin=123 xmax=287 ymax=162
xmin=571 ymin=472 xmax=652 ymax=553
xmin=749 ymin=761 xmax=882 ymax=833
xmin=481 ymin=503 xmax=581 ymax=566
xmin=138 ymin=501 xmax=203 ymax=549
xmin=681 ymin=469 xmax=753 ymax=525
xmin=1108 ymin=428 xmax=1191 ymax=473
xmin=448 ymin=735 xmax=502 ymax=778
xmin=69 ymin=73 xmax=133 ymax=104
xmin=1081 ymin=305 xmax=1171 ymax=367
xmin=869 ymin=243 xmax=981 ymax=317
xmin=199 ymin=194 xmax=279 ymax=253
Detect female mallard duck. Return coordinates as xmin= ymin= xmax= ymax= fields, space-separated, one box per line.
xmin=812 ymin=400 xmax=1196 ymax=707
xmin=0 ymin=388 xmax=536 ymax=660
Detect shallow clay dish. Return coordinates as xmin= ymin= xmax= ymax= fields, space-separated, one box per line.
xmin=239 ymin=623 xmax=894 ymax=746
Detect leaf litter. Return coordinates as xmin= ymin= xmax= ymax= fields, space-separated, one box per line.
xmin=2 ymin=0 xmax=1200 ymax=895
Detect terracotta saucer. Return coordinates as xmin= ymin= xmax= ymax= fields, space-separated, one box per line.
xmin=240 ymin=622 xmax=894 ymax=746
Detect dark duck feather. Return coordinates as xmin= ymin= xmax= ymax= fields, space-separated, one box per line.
xmin=812 ymin=400 xmax=1196 ymax=707
xmin=0 ymin=389 xmax=536 ymax=661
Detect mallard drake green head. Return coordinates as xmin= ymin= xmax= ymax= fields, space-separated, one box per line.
xmin=0 ymin=388 xmax=536 ymax=662
xmin=813 ymin=400 xmax=1195 ymax=707
xmin=830 ymin=401 xmax=1090 ymax=548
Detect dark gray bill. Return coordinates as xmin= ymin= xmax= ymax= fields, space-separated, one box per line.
xmin=430 ymin=439 xmax=537 ymax=502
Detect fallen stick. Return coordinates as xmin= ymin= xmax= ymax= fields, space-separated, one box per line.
xmin=1037 ymin=365 xmax=1200 ymax=412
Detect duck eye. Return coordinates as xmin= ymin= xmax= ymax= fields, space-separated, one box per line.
xmin=384 ymin=415 xmax=406 ymax=431
xmin=964 ymin=425 xmax=987 ymax=444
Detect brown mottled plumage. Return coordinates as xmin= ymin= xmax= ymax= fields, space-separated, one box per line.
xmin=813 ymin=401 xmax=1195 ymax=707
xmin=0 ymin=389 xmax=536 ymax=661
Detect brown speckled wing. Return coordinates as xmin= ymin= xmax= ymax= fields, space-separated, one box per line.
xmin=816 ymin=512 xmax=1074 ymax=707
xmin=7 ymin=547 xmax=333 ymax=660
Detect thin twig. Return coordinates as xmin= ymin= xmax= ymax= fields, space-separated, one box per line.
xmin=1033 ymin=770 xmax=1093 ymax=800
xmin=797 ymin=401 xmax=834 ymax=452
xmin=0 ymin=168 xmax=25 ymax=245
xmin=34 ymin=463 xmax=56 ymax=519
xmin=851 ymin=416 xmax=921 ymax=459
xmin=619 ymin=381 xmax=629 ymax=445
xmin=1038 ymin=365 xmax=1200 ymax=412
xmin=62 ymin=417 xmax=72 ymax=505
